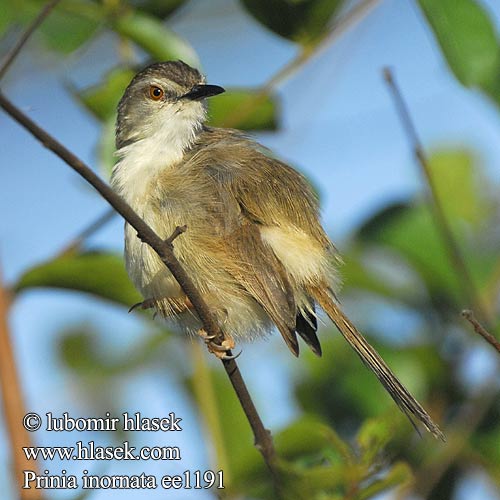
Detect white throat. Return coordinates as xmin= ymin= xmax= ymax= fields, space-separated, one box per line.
xmin=111 ymin=102 xmax=204 ymax=205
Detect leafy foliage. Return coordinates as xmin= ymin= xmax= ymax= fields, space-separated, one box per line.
xmin=127 ymin=0 xmax=187 ymax=19
xmin=207 ymin=89 xmax=278 ymax=130
xmin=418 ymin=0 xmax=500 ymax=106
xmin=113 ymin=11 xmax=199 ymax=66
xmin=15 ymin=251 xmax=141 ymax=307
xmin=241 ymin=0 xmax=344 ymax=45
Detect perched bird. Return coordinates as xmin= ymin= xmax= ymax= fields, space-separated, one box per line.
xmin=111 ymin=60 xmax=443 ymax=439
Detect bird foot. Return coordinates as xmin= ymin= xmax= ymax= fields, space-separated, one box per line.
xmin=197 ymin=330 xmax=240 ymax=360
xmin=129 ymin=298 xmax=156 ymax=313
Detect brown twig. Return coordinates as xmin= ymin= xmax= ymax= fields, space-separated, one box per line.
xmin=56 ymin=207 xmax=116 ymax=257
xmin=221 ymin=0 xmax=382 ymax=128
xmin=383 ymin=68 xmax=491 ymax=326
xmin=0 ymin=3 xmax=62 ymax=498
xmin=0 ymin=0 xmax=61 ymax=80
xmin=0 ymin=268 xmax=42 ymax=499
xmin=0 ymin=91 xmax=278 ymax=474
xmin=462 ymin=309 xmax=500 ymax=354
xmin=412 ymin=385 xmax=498 ymax=498
xmin=165 ymin=225 xmax=188 ymax=246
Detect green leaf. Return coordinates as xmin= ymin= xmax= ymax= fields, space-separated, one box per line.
xmin=357 ymin=201 xmax=412 ymax=242
xmin=15 ymin=251 xmax=141 ymax=307
xmin=275 ymin=416 xmax=353 ymax=463
xmin=59 ymin=328 xmax=171 ymax=376
xmin=359 ymin=204 xmax=461 ymax=305
xmin=77 ymin=67 xmax=135 ymax=122
xmin=428 ymin=149 xmax=487 ymax=224
xmin=241 ymin=0 xmax=344 ymax=45
xmin=97 ymin=116 xmax=118 ymax=178
xmin=418 ymin=0 xmax=500 ymax=88
xmin=358 ymin=462 xmax=413 ymax=500
xmin=357 ymin=417 xmax=392 ymax=465
xmin=114 ymin=11 xmax=198 ymax=67
xmin=36 ymin=1 xmax=101 ymax=54
xmin=341 ymin=250 xmax=414 ymax=303
xmin=0 ymin=0 xmax=15 ymax=38
xmin=354 ymin=149 xmax=496 ymax=307
xmin=128 ymin=0 xmax=188 ymax=19
xmin=207 ymin=89 xmax=278 ymax=130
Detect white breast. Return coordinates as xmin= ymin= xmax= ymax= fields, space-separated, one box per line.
xmin=111 ymin=100 xmax=205 ymax=205
xmin=111 ymin=101 xmax=206 ymax=300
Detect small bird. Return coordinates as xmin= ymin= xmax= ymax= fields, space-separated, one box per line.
xmin=111 ymin=60 xmax=443 ymax=439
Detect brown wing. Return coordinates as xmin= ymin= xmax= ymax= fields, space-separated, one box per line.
xmin=187 ymin=127 xmax=330 ymax=247
xmin=184 ymin=128 xmax=332 ymax=355
xmin=222 ymin=221 xmax=300 ymax=356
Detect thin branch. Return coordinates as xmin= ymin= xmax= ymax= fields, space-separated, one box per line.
xmin=0 ymin=0 xmax=61 ymax=80
xmin=190 ymin=342 xmax=232 ymax=485
xmin=412 ymin=385 xmax=498 ymax=498
xmin=221 ymin=0 xmax=382 ymax=128
xmin=383 ymin=68 xmax=491 ymax=326
xmin=0 ymin=4 xmax=62 ymax=498
xmin=0 ymin=91 xmax=278 ymax=474
xmin=462 ymin=309 xmax=500 ymax=355
xmin=0 ymin=267 xmax=43 ymax=499
xmin=165 ymin=224 xmax=188 ymax=246
xmin=56 ymin=207 xmax=116 ymax=257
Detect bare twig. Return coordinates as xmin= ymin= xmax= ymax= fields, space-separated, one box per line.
xmin=221 ymin=0 xmax=382 ymax=128
xmin=56 ymin=207 xmax=116 ymax=257
xmin=165 ymin=225 xmax=188 ymax=246
xmin=0 ymin=3 xmax=62 ymax=498
xmin=0 ymin=268 xmax=42 ymax=499
xmin=190 ymin=342 xmax=232 ymax=484
xmin=0 ymin=0 xmax=61 ymax=80
xmin=462 ymin=309 xmax=500 ymax=354
xmin=0 ymin=91 xmax=278 ymax=474
xmin=413 ymin=385 xmax=498 ymax=498
xmin=383 ymin=68 xmax=491 ymax=326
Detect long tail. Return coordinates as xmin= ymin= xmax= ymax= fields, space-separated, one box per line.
xmin=309 ymin=285 xmax=445 ymax=440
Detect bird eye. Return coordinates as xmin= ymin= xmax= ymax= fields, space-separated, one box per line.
xmin=149 ymin=85 xmax=164 ymax=101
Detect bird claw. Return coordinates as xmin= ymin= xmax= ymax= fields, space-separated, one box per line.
xmin=196 ymin=329 xmax=217 ymax=341
xmin=219 ymin=349 xmax=242 ymax=361
xmin=197 ymin=330 xmax=238 ymax=360
xmin=128 ymin=298 xmax=156 ymax=313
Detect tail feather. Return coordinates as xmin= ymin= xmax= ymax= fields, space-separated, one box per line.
xmin=310 ymin=285 xmax=444 ymax=440
xmin=296 ymin=304 xmax=322 ymax=357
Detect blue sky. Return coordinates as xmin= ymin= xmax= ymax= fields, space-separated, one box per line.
xmin=1 ymin=0 xmax=500 ymax=498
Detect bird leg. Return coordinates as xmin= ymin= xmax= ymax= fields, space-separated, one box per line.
xmin=128 ymin=298 xmax=157 ymax=313
xmin=129 ymin=296 xmax=193 ymax=317
xmin=197 ymin=329 xmax=238 ymax=360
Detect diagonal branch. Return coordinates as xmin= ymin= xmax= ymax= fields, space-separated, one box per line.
xmin=462 ymin=309 xmax=500 ymax=355
xmin=0 ymin=0 xmax=61 ymax=80
xmin=221 ymin=0 xmax=382 ymax=128
xmin=0 ymin=90 xmax=278 ymax=474
xmin=56 ymin=207 xmax=116 ymax=257
xmin=383 ymin=68 xmax=492 ymax=327
xmin=0 ymin=3 xmax=60 ymax=499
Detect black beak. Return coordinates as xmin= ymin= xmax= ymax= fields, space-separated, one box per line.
xmin=180 ymin=84 xmax=225 ymax=101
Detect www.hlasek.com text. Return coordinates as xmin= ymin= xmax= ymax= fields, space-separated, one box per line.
xmin=24 ymin=440 xmax=181 ymax=461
